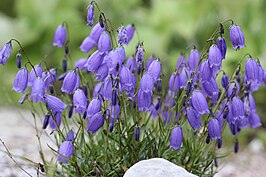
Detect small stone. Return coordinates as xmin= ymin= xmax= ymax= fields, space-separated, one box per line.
xmin=123 ymin=158 xmax=198 ymax=177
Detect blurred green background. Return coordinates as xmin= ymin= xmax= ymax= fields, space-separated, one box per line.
xmin=0 ymin=0 xmax=266 ymax=145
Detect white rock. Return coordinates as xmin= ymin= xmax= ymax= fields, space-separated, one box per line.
xmin=123 ymin=158 xmax=198 ymax=177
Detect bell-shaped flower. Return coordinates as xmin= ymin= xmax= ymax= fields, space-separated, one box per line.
xmin=147 ymin=59 xmax=161 ymax=81
xmin=137 ymin=90 xmax=152 ymax=112
xmin=95 ymin=63 xmax=108 ymax=81
xmin=49 ymin=112 xmax=62 ymax=130
xmin=248 ymin=112 xmax=262 ymax=128
xmin=107 ymin=47 xmax=126 ymax=75
xmin=87 ymin=112 xmax=104 ymax=134
xmin=135 ymin=43 xmax=145 ymax=63
xmin=120 ymin=66 xmax=135 ymax=95
xmin=125 ymin=24 xmax=135 ymax=44
xmin=231 ymin=97 xmax=245 ymax=120
xmin=74 ymin=58 xmax=87 ymax=70
xmin=102 ymin=77 xmax=112 ymax=101
xmin=44 ymin=94 xmax=67 ymax=113
xmin=53 ymin=24 xmax=67 ymax=48
xmin=80 ymin=23 xmax=105 ymax=53
xmin=85 ymin=50 xmax=104 ymax=72
xmin=98 ymin=31 xmax=111 ymax=54
xmin=179 ymin=68 xmax=190 ymax=89
xmin=43 ymin=68 xmax=57 ymax=90
xmin=208 ymin=118 xmax=221 ymax=140
xmin=61 ymin=71 xmax=80 ymax=94
xmin=245 ymin=58 xmax=259 ymax=83
xmin=168 ymin=73 xmax=180 ymax=93
xmin=28 ymin=65 xmax=43 ymax=86
xmin=125 ymin=56 xmax=137 ymax=72
xmin=226 ymin=82 xmax=240 ymax=99
xmin=187 ymin=107 xmax=202 ymax=130
xmin=199 ymin=60 xmax=213 ymax=81
xmin=58 ymin=141 xmax=74 ymax=163
xmin=201 ymin=78 xmax=219 ymax=97
xmin=170 ymin=126 xmax=183 ymax=150
xmin=175 ymin=55 xmax=186 ymax=71
xmin=191 ymin=90 xmax=210 ymax=115
xmin=229 ymin=24 xmax=245 ymax=49
xmin=86 ymin=97 xmax=101 ymax=119
xmin=87 ymin=4 xmax=94 ymax=27
xmin=217 ymin=36 xmax=227 ymax=59
xmin=12 ymin=67 xmax=28 ymax=93
xmin=118 ymin=25 xmax=128 ymax=44
xmin=208 ymin=44 xmax=222 ymax=68
xmin=0 ymin=41 xmax=12 ymax=65
xmin=30 ymin=77 xmax=45 ymax=103
xmin=188 ymin=49 xmax=200 ymax=71
xmin=140 ymin=73 xmax=154 ymax=93
xmin=145 ymin=56 xmax=155 ymax=70
xmin=73 ymin=89 xmax=87 ymax=114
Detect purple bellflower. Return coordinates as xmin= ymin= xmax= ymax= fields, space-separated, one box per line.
xmin=58 ymin=141 xmax=74 ymax=163
xmin=118 ymin=25 xmax=128 ymax=44
xmin=87 ymin=4 xmax=94 ymax=27
xmin=125 ymin=24 xmax=135 ymax=44
xmin=186 ymin=107 xmax=202 ymax=130
xmin=176 ymin=55 xmax=186 ymax=71
xmin=230 ymin=24 xmax=245 ymax=49
xmin=74 ymin=58 xmax=87 ymax=70
xmin=188 ymin=49 xmax=200 ymax=71
xmin=67 ymin=130 xmax=75 ymax=141
xmin=87 ymin=112 xmax=104 ymax=134
xmin=200 ymin=60 xmax=213 ymax=81
xmin=221 ymin=73 xmax=229 ymax=89
xmin=125 ymin=56 xmax=137 ymax=72
xmin=53 ymin=24 xmax=67 ymax=48
xmin=49 ymin=112 xmax=62 ymax=130
xmin=137 ymin=90 xmax=152 ymax=112
xmin=95 ymin=63 xmax=108 ymax=81
xmin=217 ymin=36 xmax=227 ymax=59
xmin=73 ymin=89 xmax=87 ymax=114
xmin=86 ymin=97 xmax=101 ymax=119
xmin=30 ymin=77 xmax=45 ymax=103
xmin=0 ymin=41 xmax=12 ymax=65
xmin=147 ymin=59 xmax=161 ymax=81
xmin=208 ymin=44 xmax=222 ymax=68
xmin=208 ymin=118 xmax=221 ymax=140
xmin=245 ymin=58 xmax=259 ymax=83
xmin=44 ymin=94 xmax=67 ymax=113
xmin=191 ymin=90 xmax=210 ymax=115
xmin=12 ymin=67 xmax=28 ymax=93
xmin=98 ymin=31 xmax=111 ymax=54
xmin=85 ymin=50 xmax=104 ymax=72
xmin=61 ymin=71 xmax=80 ymax=94
xmin=231 ymin=97 xmax=245 ymax=120
xmin=168 ymin=73 xmax=180 ymax=93
xmin=248 ymin=112 xmax=262 ymax=128
xmin=28 ymin=65 xmax=43 ymax=86
xmin=170 ymin=126 xmax=183 ymax=150
xmin=146 ymin=56 xmax=155 ymax=70
xmin=140 ymin=73 xmax=154 ymax=93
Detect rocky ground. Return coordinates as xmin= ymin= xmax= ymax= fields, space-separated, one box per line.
xmin=0 ymin=108 xmax=266 ymax=177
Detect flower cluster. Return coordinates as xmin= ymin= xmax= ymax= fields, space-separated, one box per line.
xmin=0 ymin=2 xmax=265 ymax=175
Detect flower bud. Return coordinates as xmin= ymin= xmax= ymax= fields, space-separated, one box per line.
xmin=68 ymin=105 xmax=74 ymax=118
xmin=208 ymin=118 xmax=221 ymax=140
xmin=134 ymin=126 xmax=140 ymax=141
xmin=0 ymin=41 xmax=12 ymax=65
xmin=58 ymin=141 xmax=74 ymax=163
xmin=49 ymin=112 xmax=62 ymax=130
xmin=87 ymin=4 xmax=94 ymax=27
xmin=188 ymin=49 xmax=200 ymax=71
xmin=217 ymin=36 xmax=227 ymax=59
xmin=125 ymin=24 xmax=135 ymax=44
xmin=234 ymin=138 xmax=239 ymax=153
xmin=67 ymin=130 xmax=75 ymax=141
xmin=176 ymin=55 xmax=186 ymax=71
xmin=53 ymin=24 xmax=67 ymax=48
xmin=42 ymin=114 xmax=50 ymax=129
xmin=208 ymin=44 xmax=222 ymax=68
xmin=118 ymin=25 xmax=128 ymax=44
xmin=16 ymin=53 xmax=22 ymax=69
xmin=62 ymin=58 xmax=67 ymax=72
xmin=221 ymin=73 xmax=229 ymax=89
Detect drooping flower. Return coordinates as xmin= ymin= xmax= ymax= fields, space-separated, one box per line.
xmin=226 ymin=82 xmax=240 ymax=99
xmin=12 ymin=67 xmax=28 ymax=93
xmin=53 ymin=24 xmax=67 ymax=48
xmin=217 ymin=36 xmax=227 ymax=59
xmin=170 ymin=126 xmax=183 ymax=150
xmin=58 ymin=141 xmax=74 ymax=163
xmin=87 ymin=4 xmax=94 ymax=27
xmin=179 ymin=68 xmax=190 ymax=89
xmin=87 ymin=112 xmax=104 ymax=134
xmin=49 ymin=112 xmax=62 ymax=130
xmin=86 ymin=97 xmax=101 ymax=119
xmin=221 ymin=73 xmax=229 ymax=89
xmin=95 ymin=63 xmax=108 ymax=81
xmin=125 ymin=56 xmax=137 ymax=72
xmin=125 ymin=24 xmax=135 ymax=44
xmin=137 ymin=90 xmax=152 ymax=112
xmin=107 ymin=46 xmax=126 ymax=75
xmin=44 ymin=94 xmax=67 ymax=113
xmin=61 ymin=71 xmax=80 ymax=94
xmin=199 ymin=60 xmax=213 ymax=81
xmin=175 ymin=55 xmax=186 ymax=71
xmin=0 ymin=41 xmax=12 ymax=65
xmin=229 ymin=24 xmax=245 ymax=49
xmin=188 ymin=49 xmax=200 ymax=71
xmin=208 ymin=44 xmax=222 ymax=68
xmin=135 ymin=43 xmax=145 ymax=63
xmin=208 ymin=118 xmax=221 ymax=140
xmin=147 ymin=59 xmax=161 ymax=81
xmin=28 ymin=65 xmax=43 ymax=86
xmin=191 ymin=90 xmax=210 ymax=115
xmin=248 ymin=112 xmax=262 ymax=128
xmin=245 ymin=58 xmax=259 ymax=83
xmin=67 ymin=130 xmax=75 ymax=141
xmin=201 ymin=78 xmax=220 ymax=97
xmin=120 ymin=66 xmax=135 ymax=96
xmin=186 ymin=107 xmax=202 ymax=130
xmin=74 ymin=58 xmax=87 ymax=70
xmin=231 ymin=97 xmax=245 ymax=120
xmin=30 ymin=77 xmax=45 ymax=103
xmin=145 ymin=56 xmax=155 ymax=70
xmin=98 ymin=31 xmax=111 ymax=54
xmin=85 ymin=50 xmax=104 ymax=72
xmin=140 ymin=73 xmax=154 ymax=93
xmin=73 ymin=89 xmax=87 ymax=114
xmin=118 ymin=25 xmax=128 ymax=44
xmin=43 ymin=68 xmax=57 ymax=90
xmin=168 ymin=73 xmax=180 ymax=93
